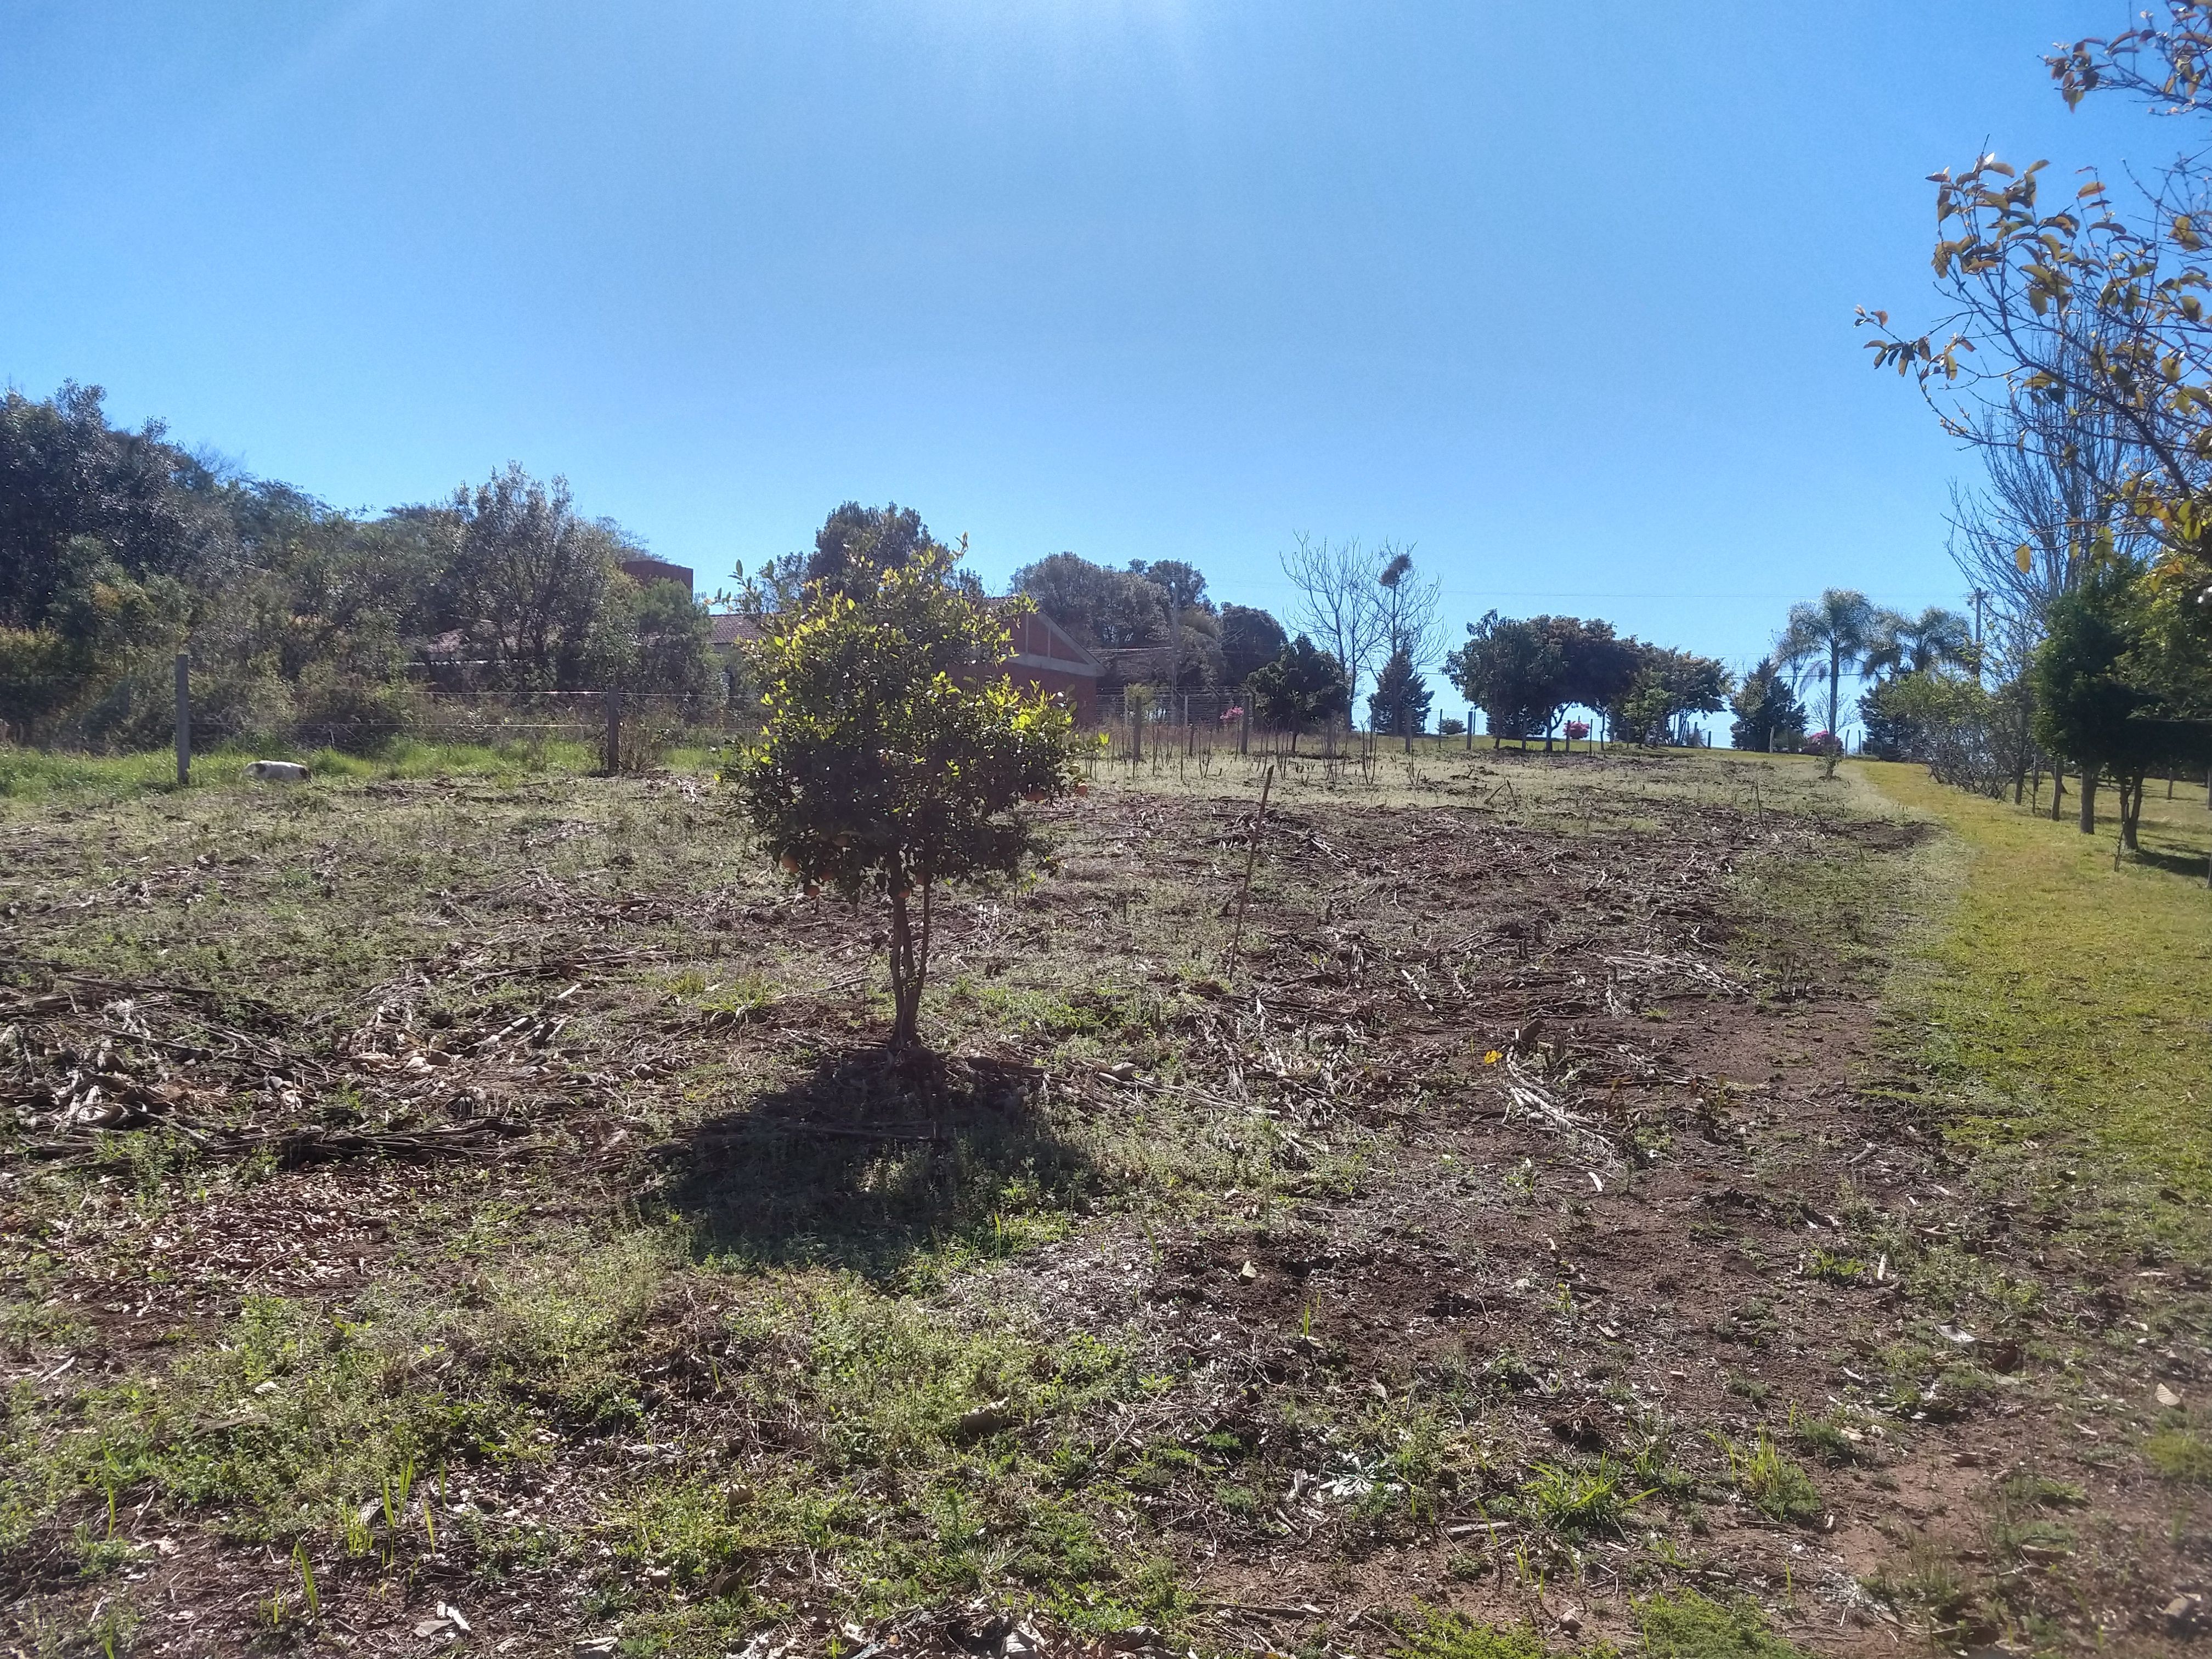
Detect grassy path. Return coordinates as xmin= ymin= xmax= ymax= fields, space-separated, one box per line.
xmin=1861 ymin=760 xmax=2212 ymax=1232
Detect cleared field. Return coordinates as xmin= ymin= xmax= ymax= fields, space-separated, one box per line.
xmin=1 ymin=747 xmax=2205 ymax=1657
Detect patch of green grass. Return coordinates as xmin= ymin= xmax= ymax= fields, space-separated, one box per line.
xmin=1716 ymin=1431 xmax=1821 ymax=1526
xmin=1999 ymin=1469 xmax=2087 ymax=1508
xmin=1787 ymin=1405 xmax=1867 ymax=1466
xmin=1802 ymin=1247 xmax=1865 ymax=1285
xmin=2145 ymin=1423 xmax=2212 ymax=1483
xmin=1864 ymin=763 xmax=2212 ymax=1255
xmin=0 ymin=743 xmax=191 ymax=802
xmin=0 ymin=735 xmax=624 ymax=808
xmin=1519 ymin=1457 xmax=1647 ymax=1538
xmin=1635 ymin=1590 xmax=1812 ymax=1658
xmin=1388 ymin=1607 xmax=1603 ymax=1659
xmin=1721 ymin=1371 xmax=1770 ymax=1407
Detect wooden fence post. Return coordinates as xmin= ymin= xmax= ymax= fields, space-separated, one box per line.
xmin=173 ymin=653 xmax=191 ymax=786
xmin=604 ymin=687 xmax=621 ymax=775
xmin=1225 ymin=765 xmax=1273 ymax=979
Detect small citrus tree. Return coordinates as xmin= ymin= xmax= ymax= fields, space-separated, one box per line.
xmin=735 ymin=541 xmax=1079 ymax=1049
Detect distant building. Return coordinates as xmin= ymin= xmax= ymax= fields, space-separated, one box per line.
xmin=707 ymin=602 xmax=1102 ymax=723
xmin=998 ymin=605 xmax=1101 ymax=723
xmin=620 ymin=556 xmax=695 ymax=595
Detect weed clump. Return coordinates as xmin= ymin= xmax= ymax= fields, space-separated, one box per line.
xmin=1389 ymin=1607 xmax=1602 ymax=1659
xmin=1717 ymin=1432 xmax=1821 ymax=1525
xmin=2146 ymin=1424 xmax=2212 ymax=1483
xmin=1637 ymin=1590 xmax=1811 ymax=1657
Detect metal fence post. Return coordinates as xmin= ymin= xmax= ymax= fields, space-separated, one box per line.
xmin=174 ymin=653 xmax=191 ymax=786
xmin=604 ymin=687 xmax=621 ymax=775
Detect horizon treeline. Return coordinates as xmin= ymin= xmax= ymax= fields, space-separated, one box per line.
xmin=0 ymin=383 xmax=721 ymax=751
xmin=3 ymin=379 xmax=1753 ymax=755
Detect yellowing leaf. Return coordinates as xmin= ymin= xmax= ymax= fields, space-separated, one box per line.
xmin=2015 ymin=544 xmax=2034 ymax=573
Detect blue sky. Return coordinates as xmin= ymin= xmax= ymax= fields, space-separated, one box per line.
xmin=0 ymin=2 xmax=2161 ymax=723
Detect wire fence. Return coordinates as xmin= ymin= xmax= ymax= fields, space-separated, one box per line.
xmin=0 ymin=664 xmax=759 ymax=776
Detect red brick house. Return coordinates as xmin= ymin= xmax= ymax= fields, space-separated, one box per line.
xmin=997 ymin=605 xmax=1101 ymax=723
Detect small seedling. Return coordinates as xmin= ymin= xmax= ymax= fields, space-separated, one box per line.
xmin=292 ymin=1541 xmax=320 ymax=1618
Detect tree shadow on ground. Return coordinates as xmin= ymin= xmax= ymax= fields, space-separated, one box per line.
xmin=2131 ymin=843 xmax=2212 ymax=882
xmin=652 ymin=1041 xmax=1101 ymax=1285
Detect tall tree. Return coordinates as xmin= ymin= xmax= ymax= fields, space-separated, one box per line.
xmin=1367 ymin=648 xmax=1433 ymax=736
xmin=1446 ymin=611 xmax=1570 ymax=742
xmin=1610 ymin=647 xmax=1732 ymax=747
xmin=1247 ymin=635 xmax=1351 ymax=751
xmin=0 ymin=382 xmax=228 ymax=631
xmin=1730 ymin=658 xmax=1808 ymax=752
xmin=1374 ymin=548 xmax=1443 ymax=751
xmin=1864 ymin=6 xmax=2212 ymax=605
xmin=2032 ymin=562 xmax=2157 ymax=839
xmin=1280 ymin=534 xmax=1386 ymax=718
xmin=1776 ymin=589 xmax=1879 ymax=738
xmin=1219 ymin=603 xmax=1288 ymax=684
xmin=1866 ymin=607 xmax=1976 ymax=678
xmin=1538 ymin=616 xmax=1644 ymax=719
xmin=1128 ymin=558 xmax=1212 ymax=691
xmin=444 ymin=464 xmax=624 ymax=689
xmin=807 ymin=501 xmax=932 ymax=596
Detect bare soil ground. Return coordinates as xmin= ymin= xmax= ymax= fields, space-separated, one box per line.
xmin=2 ymin=750 xmax=2205 ymax=1658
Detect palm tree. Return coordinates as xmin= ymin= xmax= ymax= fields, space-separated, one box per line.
xmin=1865 ymin=606 xmax=1975 ymax=679
xmin=1776 ymin=589 xmax=1878 ymax=738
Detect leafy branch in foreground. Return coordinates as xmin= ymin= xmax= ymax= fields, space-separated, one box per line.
xmin=1860 ymin=2 xmax=2212 ymax=594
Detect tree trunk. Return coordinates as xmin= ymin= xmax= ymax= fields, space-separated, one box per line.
xmin=2051 ymin=765 xmax=2066 ymax=821
xmin=2120 ymin=775 xmax=2142 ymax=852
xmin=2078 ymin=769 xmax=2097 ymax=835
xmin=888 ymin=888 xmax=923 ymax=1048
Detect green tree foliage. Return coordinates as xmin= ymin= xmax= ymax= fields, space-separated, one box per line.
xmin=1367 ymin=648 xmax=1432 ymax=736
xmin=1447 ymin=612 xmax=1568 ymax=740
xmin=1867 ymin=606 xmax=1975 ymax=678
xmin=1246 ymin=635 xmax=1350 ymax=749
xmin=1730 ymin=658 xmax=1808 ymax=752
xmin=733 ymin=541 xmax=1079 ymax=1048
xmin=2028 ymin=562 xmax=2193 ymax=846
xmin=1861 ymin=670 xmax=1987 ymax=761
xmin=443 ymin=465 xmax=629 ymax=689
xmin=1612 ymin=649 xmax=1731 ymax=746
xmin=1014 ymin=553 xmax=1164 ymax=656
xmin=1012 ymin=551 xmax=1226 ymax=692
xmin=1864 ymin=6 xmax=2212 ymax=595
xmin=806 ymin=501 xmax=932 ymax=595
xmin=1444 ymin=612 xmax=1714 ymax=746
xmin=1776 ymin=589 xmax=1878 ymax=738
xmin=1129 ymin=558 xmax=1206 ymax=612
xmin=0 ymin=383 xmax=727 ymax=748
xmin=1541 ymin=616 xmax=1644 ymax=715
xmin=605 ymin=578 xmax=719 ymax=699
xmin=1218 ymin=602 xmax=1288 ymax=684
xmin=0 ymin=383 xmax=227 ymax=632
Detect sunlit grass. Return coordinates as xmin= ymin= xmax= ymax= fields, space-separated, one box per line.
xmin=1861 ymin=760 xmax=2212 ymax=1228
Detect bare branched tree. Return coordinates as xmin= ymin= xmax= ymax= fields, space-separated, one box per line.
xmin=1279 ymin=533 xmax=1385 ymax=718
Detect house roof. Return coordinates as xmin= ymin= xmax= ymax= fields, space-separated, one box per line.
xmin=709 ymin=612 xmax=768 ymax=647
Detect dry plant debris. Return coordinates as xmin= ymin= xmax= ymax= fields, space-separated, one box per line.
xmin=0 ymin=753 xmax=2205 ymax=1658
